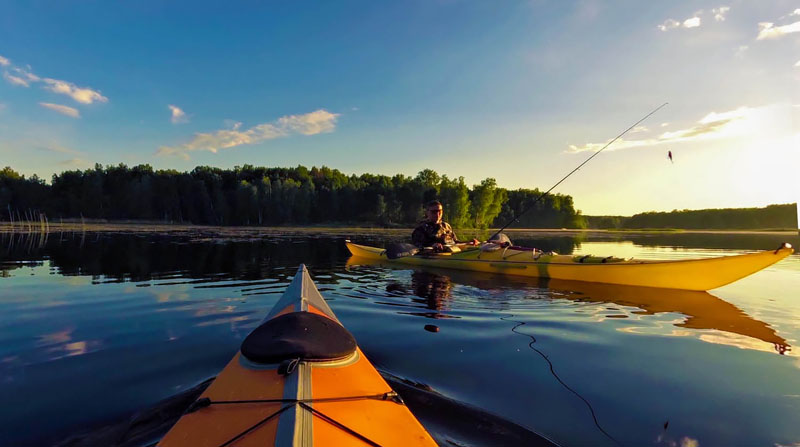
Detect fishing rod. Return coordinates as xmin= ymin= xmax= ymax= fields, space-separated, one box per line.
xmin=488 ymin=102 xmax=668 ymax=242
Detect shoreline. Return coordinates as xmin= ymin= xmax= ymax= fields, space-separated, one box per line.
xmin=0 ymin=222 xmax=796 ymax=237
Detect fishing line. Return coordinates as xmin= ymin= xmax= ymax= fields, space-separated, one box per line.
xmin=500 ymin=314 xmax=624 ymax=447
xmin=489 ymin=102 xmax=668 ymax=241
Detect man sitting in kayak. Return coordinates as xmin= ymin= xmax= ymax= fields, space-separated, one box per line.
xmin=412 ymin=200 xmax=479 ymax=252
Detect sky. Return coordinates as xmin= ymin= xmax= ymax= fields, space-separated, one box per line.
xmin=1 ymin=0 xmax=798 ymax=215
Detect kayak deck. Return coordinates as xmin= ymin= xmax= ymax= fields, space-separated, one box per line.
xmin=159 ymin=265 xmax=436 ymax=447
xmin=345 ymin=241 xmax=794 ymax=291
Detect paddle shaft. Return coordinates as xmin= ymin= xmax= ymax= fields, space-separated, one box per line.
xmin=488 ymin=102 xmax=668 ymax=242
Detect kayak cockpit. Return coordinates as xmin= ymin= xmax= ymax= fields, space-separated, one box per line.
xmin=241 ymin=311 xmax=357 ymax=365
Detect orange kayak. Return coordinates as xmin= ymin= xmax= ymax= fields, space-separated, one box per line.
xmin=159 ymin=265 xmax=436 ymax=447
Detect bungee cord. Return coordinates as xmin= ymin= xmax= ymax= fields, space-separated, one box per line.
xmin=186 ymin=391 xmax=403 ymax=447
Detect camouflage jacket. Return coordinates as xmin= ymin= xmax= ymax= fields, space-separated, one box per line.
xmin=412 ymin=221 xmax=458 ymax=247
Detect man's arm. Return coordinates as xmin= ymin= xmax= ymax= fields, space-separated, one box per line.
xmin=411 ymin=226 xmax=428 ymax=247
xmin=449 ymin=224 xmax=479 ymax=246
xmin=449 ymin=224 xmax=459 ymax=244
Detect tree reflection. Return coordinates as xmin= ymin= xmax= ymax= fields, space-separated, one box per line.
xmin=0 ymin=231 xmax=349 ymax=283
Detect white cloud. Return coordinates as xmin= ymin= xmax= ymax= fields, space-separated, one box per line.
xmin=712 ymin=6 xmax=730 ymax=22
xmin=1 ymin=57 xmax=107 ymax=105
xmin=784 ymin=9 xmax=800 ymax=18
xmin=168 ymin=104 xmax=189 ymax=124
xmin=157 ymin=109 xmax=339 ymax=159
xmin=658 ymin=19 xmax=680 ymax=31
xmin=13 ymin=66 xmax=39 ymax=82
xmin=3 ymin=66 xmax=39 ymax=87
xmin=795 ymin=60 xmax=800 ymax=67
xmin=658 ymin=15 xmax=702 ymax=31
xmin=39 ymin=102 xmax=81 ymax=118
xmin=3 ymin=71 xmax=29 ymax=87
xmin=683 ymin=17 xmax=701 ymax=28
xmin=757 ymin=21 xmax=800 ymax=39
xmin=42 ymin=78 xmax=107 ymax=104
xmin=277 ymin=109 xmax=339 ymax=135
xmin=567 ymin=105 xmax=773 ymax=153
xmin=735 ymin=45 xmax=749 ymax=58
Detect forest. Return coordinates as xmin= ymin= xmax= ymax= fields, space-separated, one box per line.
xmin=619 ymin=204 xmax=797 ymax=230
xmin=585 ymin=204 xmax=797 ymax=230
xmin=0 ymin=164 xmax=585 ymax=229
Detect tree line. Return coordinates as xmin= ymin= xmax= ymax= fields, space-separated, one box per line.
xmin=586 ymin=204 xmax=798 ymax=230
xmin=621 ymin=204 xmax=797 ymax=230
xmin=0 ymin=164 xmax=586 ymax=229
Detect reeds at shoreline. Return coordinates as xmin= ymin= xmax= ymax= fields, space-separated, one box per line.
xmin=4 ymin=208 xmax=52 ymax=233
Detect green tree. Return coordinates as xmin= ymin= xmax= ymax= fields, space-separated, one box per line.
xmin=439 ymin=175 xmax=471 ymax=228
xmin=470 ymin=178 xmax=506 ymax=228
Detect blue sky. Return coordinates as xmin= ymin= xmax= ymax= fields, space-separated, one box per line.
xmin=1 ymin=0 xmax=797 ymax=215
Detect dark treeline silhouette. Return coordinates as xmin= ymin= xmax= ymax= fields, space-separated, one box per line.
xmin=0 ymin=164 xmax=585 ymax=229
xmin=495 ymin=189 xmax=586 ymax=229
xmin=584 ymin=215 xmax=626 ymax=229
xmin=623 ymin=204 xmax=797 ymax=229
xmin=587 ymin=204 xmax=797 ymax=230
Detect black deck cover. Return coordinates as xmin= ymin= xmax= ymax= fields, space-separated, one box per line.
xmin=241 ymin=311 xmax=357 ymax=364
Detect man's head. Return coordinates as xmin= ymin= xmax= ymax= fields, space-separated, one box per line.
xmin=425 ymin=200 xmax=443 ymax=224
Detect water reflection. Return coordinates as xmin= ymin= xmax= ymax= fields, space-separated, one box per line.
xmin=2 ymin=229 xmax=793 ymax=357
xmin=2 ymin=230 xmax=800 ymax=446
xmin=546 ymin=279 xmax=790 ymax=355
xmin=623 ymin=232 xmax=800 ymax=251
xmin=385 ymin=271 xmax=456 ymax=319
xmin=347 ymin=256 xmax=790 ymax=355
xmin=7 ymin=229 xmax=795 ymax=279
xmin=0 ymin=231 xmax=349 ymax=281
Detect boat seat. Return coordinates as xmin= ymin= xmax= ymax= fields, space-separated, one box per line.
xmin=241 ymin=312 xmax=357 ymax=364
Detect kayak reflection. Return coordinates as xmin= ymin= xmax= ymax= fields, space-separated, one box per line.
xmin=545 ymin=279 xmax=790 ymax=355
xmin=347 ymin=256 xmax=790 ymax=355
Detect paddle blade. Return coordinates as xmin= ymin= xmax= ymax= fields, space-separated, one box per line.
xmin=386 ymin=243 xmax=420 ymax=259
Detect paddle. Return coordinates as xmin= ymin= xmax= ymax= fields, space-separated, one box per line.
xmin=386 ymin=243 xmax=420 ymax=259
xmin=385 ymin=242 xmax=474 ymax=259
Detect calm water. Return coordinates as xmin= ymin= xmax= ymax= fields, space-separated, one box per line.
xmin=1 ymin=229 xmax=799 ymax=446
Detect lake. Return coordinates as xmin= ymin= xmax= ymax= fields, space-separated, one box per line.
xmin=1 ymin=227 xmax=799 ymax=446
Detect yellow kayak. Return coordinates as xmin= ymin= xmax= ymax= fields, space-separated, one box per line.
xmin=159 ymin=265 xmax=436 ymax=447
xmin=345 ymin=241 xmax=794 ymax=291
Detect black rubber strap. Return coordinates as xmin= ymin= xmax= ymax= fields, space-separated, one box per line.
xmin=194 ymin=391 xmax=402 ymax=408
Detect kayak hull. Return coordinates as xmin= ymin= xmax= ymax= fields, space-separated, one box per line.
xmin=159 ymin=265 xmax=436 ymax=447
xmin=345 ymin=241 xmax=794 ymax=291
